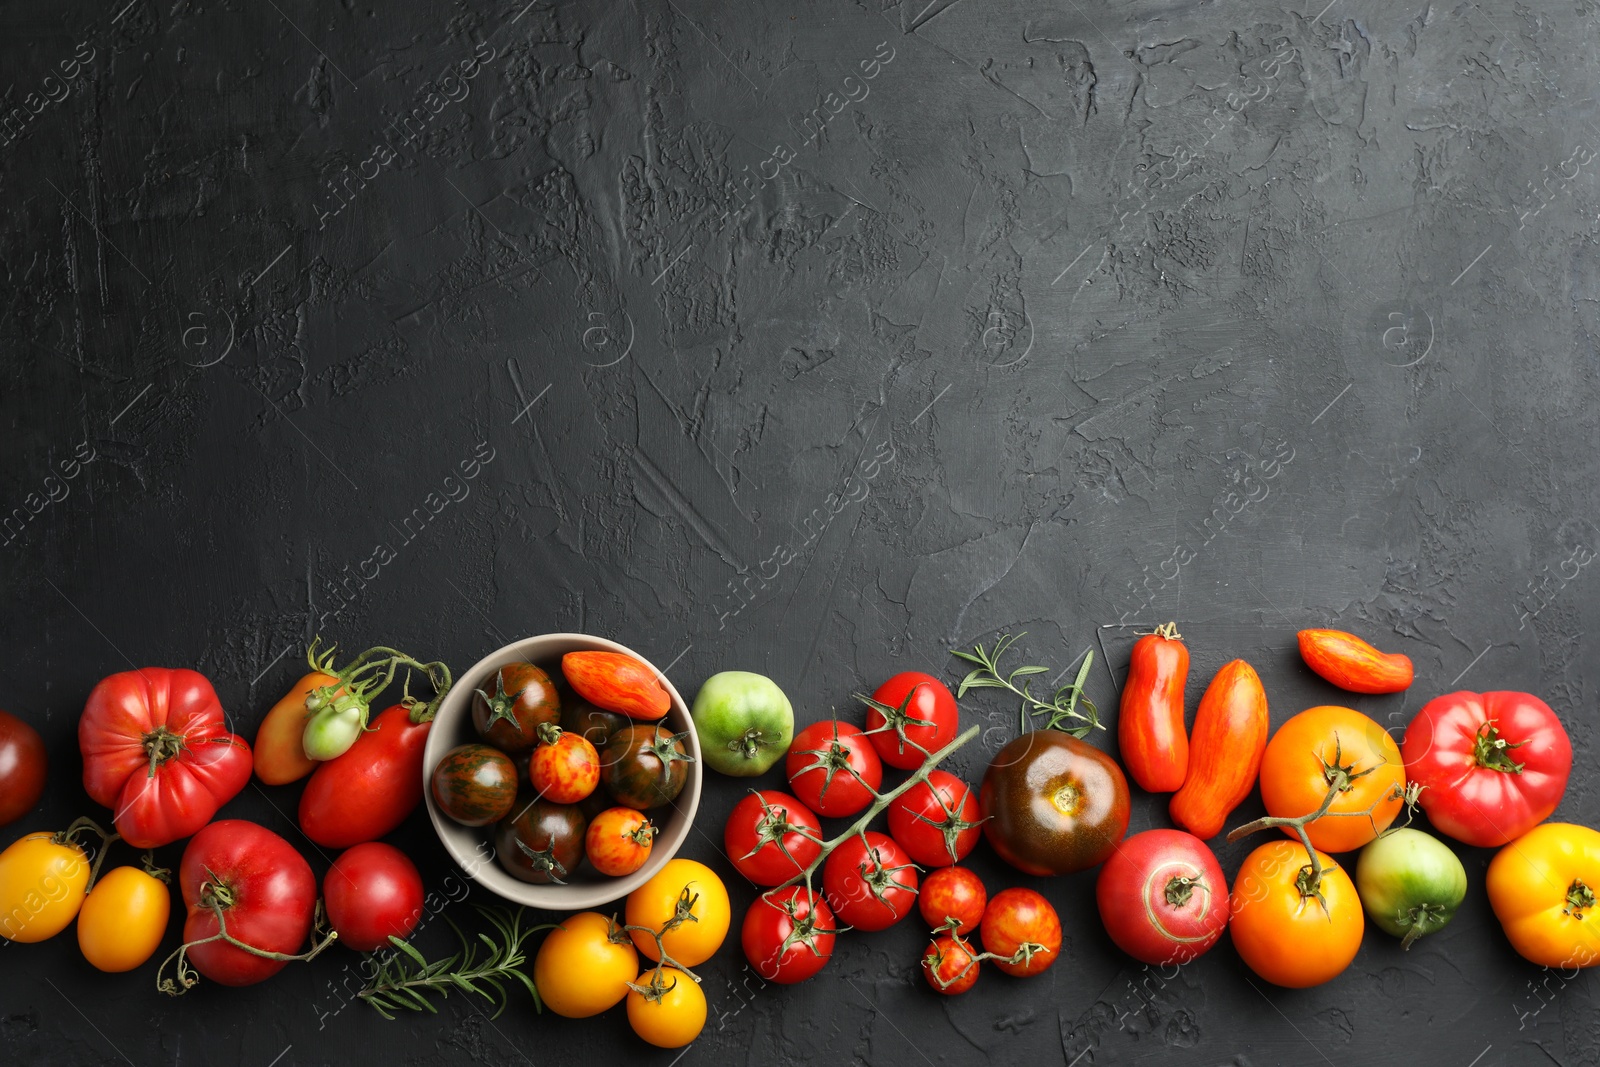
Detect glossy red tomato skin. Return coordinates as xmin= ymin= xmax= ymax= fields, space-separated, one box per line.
xmin=0 ymin=710 xmax=47 ymax=827
xmin=180 ymin=820 xmax=316 ymax=986
xmin=863 ymin=672 xmax=960 ymax=769
xmin=887 ymin=769 xmax=981 ymax=867
xmin=323 ymin=843 xmax=424 ymax=952
xmin=1402 ymin=691 xmax=1572 ymax=847
xmin=742 ymin=887 xmax=836 ymax=984
xmin=529 ymin=731 xmax=600 ymax=804
xmin=1095 ymin=829 xmax=1229 ymax=965
xmin=918 ymin=866 xmax=987 ymax=935
xmin=300 ymin=704 xmax=429 ymax=849
xmin=981 ymin=887 xmax=1062 ymax=977
xmin=785 ymin=721 xmax=883 ymax=818
xmin=822 ymin=831 xmax=918 ymax=932
xmin=724 ymin=791 xmax=823 ymax=886
xmin=922 ymin=933 xmax=980 ymax=995
xmin=79 ymin=668 xmax=252 ymax=848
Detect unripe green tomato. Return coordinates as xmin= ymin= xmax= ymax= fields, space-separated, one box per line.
xmin=302 ymin=704 xmax=364 ymax=761
xmin=1355 ymin=827 xmax=1468 ymax=948
xmin=690 ymin=671 xmax=794 ymax=776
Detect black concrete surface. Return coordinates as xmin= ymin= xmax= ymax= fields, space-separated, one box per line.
xmin=2 ymin=0 xmax=1597 ymax=1064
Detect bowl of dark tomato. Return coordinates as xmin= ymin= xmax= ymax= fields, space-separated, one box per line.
xmin=422 ymin=633 xmax=702 ymax=910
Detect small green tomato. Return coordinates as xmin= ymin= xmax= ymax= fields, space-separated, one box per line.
xmin=1355 ymin=827 xmax=1468 ymax=949
xmin=690 ymin=671 xmax=794 ymax=777
xmin=302 ymin=703 xmax=364 ymax=761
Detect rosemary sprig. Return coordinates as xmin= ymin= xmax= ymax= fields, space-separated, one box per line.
xmin=358 ymin=906 xmax=552 ymax=1020
xmin=949 ymin=633 xmax=1101 ymax=737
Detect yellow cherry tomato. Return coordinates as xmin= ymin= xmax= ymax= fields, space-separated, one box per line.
xmin=625 ymin=858 xmax=730 ymax=967
xmin=626 ymin=966 xmax=706 ymax=1049
xmin=533 ymin=911 xmax=639 ymax=1017
xmin=77 ymin=866 xmax=171 ymax=972
xmin=1487 ymin=822 xmax=1600 ymax=968
xmin=0 ymin=832 xmax=90 ymax=943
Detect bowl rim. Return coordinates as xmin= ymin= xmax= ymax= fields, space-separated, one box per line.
xmin=421 ymin=632 xmax=702 ymax=910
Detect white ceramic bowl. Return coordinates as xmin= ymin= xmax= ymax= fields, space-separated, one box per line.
xmin=422 ymin=633 xmax=701 ymax=910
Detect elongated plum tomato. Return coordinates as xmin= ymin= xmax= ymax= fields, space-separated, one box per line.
xmin=724 ymin=790 xmax=823 ymax=886
xmin=300 ymin=703 xmax=431 ymax=849
xmin=0 ymin=832 xmax=90 ymax=943
xmin=980 ymin=887 xmax=1061 ymax=977
xmin=785 ymin=720 xmax=883 ymax=818
xmin=1297 ymin=629 xmax=1414 ymax=694
xmin=1230 ymin=840 xmax=1363 ymax=988
xmin=534 ymin=911 xmax=639 ymax=1017
xmin=919 ymin=866 xmax=987 ymax=935
xmin=887 ymin=769 xmax=982 ymax=867
xmin=981 ymin=729 xmax=1130 ymax=876
xmin=563 ymin=652 xmax=671 ymax=721
xmin=742 ymin=886 xmax=836 ymax=984
xmin=323 ymin=843 xmax=423 ymax=952
xmin=0 ymin=709 xmax=47 ymax=826
xmin=77 ymin=865 xmax=171 ymax=972
xmin=253 ymin=672 xmax=335 ymax=785
xmin=1117 ymin=624 xmax=1189 ymax=793
xmin=859 ymin=672 xmax=959 ymax=770
xmin=431 ymin=743 xmax=519 ymax=827
xmin=1169 ymin=659 xmax=1269 ymax=840
xmin=1095 ymin=829 xmax=1228 ymax=965
xmin=180 ymin=820 xmax=317 ymax=987
xmin=1260 ymin=706 xmax=1404 ymax=853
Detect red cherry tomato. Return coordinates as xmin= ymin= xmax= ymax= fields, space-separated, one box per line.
xmin=529 ymin=726 xmax=601 ymax=804
xmin=922 ymin=932 xmax=979 ymax=995
xmin=1095 ymin=829 xmax=1228 ymax=965
xmin=742 ymin=886 xmax=836 ymax=984
xmin=918 ymin=866 xmax=987 ymax=935
xmin=785 ymin=721 xmax=883 ymax=818
xmin=981 ymin=887 xmax=1061 ymax=977
xmin=724 ymin=791 xmax=823 ymax=887
xmin=822 ymin=831 xmax=918 ymax=932
xmin=323 ymin=842 xmax=424 ymax=952
xmin=887 ymin=769 xmax=982 ymax=867
xmin=859 ymin=672 xmax=959 ymax=770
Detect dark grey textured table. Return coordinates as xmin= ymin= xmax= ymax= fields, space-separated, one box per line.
xmin=2 ymin=1 xmax=1595 ymax=1064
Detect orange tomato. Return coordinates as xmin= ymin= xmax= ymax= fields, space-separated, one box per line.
xmin=1169 ymin=660 xmax=1268 ymax=839
xmin=586 ymin=808 xmax=656 ymax=877
xmin=1230 ymin=840 xmax=1363 ymax=988
xmin=1259 ymin=706 xmax=1404 ymax=853
xmin=77 ymin=866 xmax=170 ymax=972
xmin=253 ymin=672 xmax=337 ymax=785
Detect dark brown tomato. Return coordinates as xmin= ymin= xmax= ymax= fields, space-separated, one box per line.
xmin=0 ymin=710 xmax=47 ymax=827
xmin=430 ymin=744 xmax=519 ymax=827
xmin=472 ymin=663 xmax=561 ymax=754
xmin=562 ymin=698 xmax=631 ymax=752
xmin=981 ymin=730 xmax=1130 ymax=876
xmin=495 ymin=796 xmax=587 ymax=884
xmin=603 ymin=725 xmax=695 ymax=811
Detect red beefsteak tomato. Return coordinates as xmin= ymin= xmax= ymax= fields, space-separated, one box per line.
xmin=180 ymin=820 xmax=317 ymax=986
xmin=300 ymin=703 xmax=431 ymax=848
xmin=1402 ymin=690 xmax=1572 ymax=847
xmin=79 ymin=668 xmax=251 ymax=848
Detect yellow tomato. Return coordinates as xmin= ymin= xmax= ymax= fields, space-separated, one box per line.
xmin=625 ymin=858 xmax=730 ymax=967
xmin=626 ymin=966 xmax=706 ymax=1049
xmin=1487 ymin=823 xmax=1600 ymax=968
xmin=77 ymin=866 xmax=171 ymax=972
xmin=533 ymin=911 xmax=638 ymax=1017
xmin=0 ymin=832 xmax=90 ymax=943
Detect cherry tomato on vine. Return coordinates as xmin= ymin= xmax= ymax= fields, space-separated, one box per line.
xmin=742 ymin=886 xmax=837 ymax=984
xmin=786 ymin=721 xmax=883 ymax=818
xmin=627 ymin=966 xmax=705 ymax=1048
xmin=922 ymin=932 xmax=980 ymax=995
xmin=626 ymin=858 xmax=730 ymax=966
xmin=323 ymin=842 xmax=424 ymax=952
xmin=724 ymin=790 xmax=823 ymax=886
xmin=586 ymin=807 xmax=656 ymax=877
xmin=77 ymin=865 xmax=170 ymax=972
xmin=534 ymin=911 xmax=639 ymax=1018
xmin=529 ymin=725 xmax=600 ymax=804
xmin=981 ymin=887 xmax=1061 ymax=977
xmin=887 ymin=769 xmax=983 ymax=867
xmin=918 ymin=866 xmax=987 ymax=935
xmin=822 ymin=831 xmax=918 ymax=932
xmin=859 ymin=672 xmax=960 ymax=769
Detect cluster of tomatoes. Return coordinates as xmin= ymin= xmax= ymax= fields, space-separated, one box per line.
xmin=429 ymin=652 xmax=687 ymax=884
